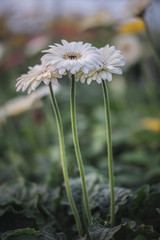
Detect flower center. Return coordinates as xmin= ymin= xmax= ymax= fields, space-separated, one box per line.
xmin=63 ymin=52 xmax=81 ymax=60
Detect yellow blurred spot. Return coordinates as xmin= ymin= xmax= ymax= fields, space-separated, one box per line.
xmin=118 ymin=18 xmax=146 ymax=34
xmin=141 ymin=118 xmax=160 ymax=132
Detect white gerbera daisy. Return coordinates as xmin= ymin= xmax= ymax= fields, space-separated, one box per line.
xmin=41 ymin=40 xmax=103 ymax=75
xmin=76 ymin=44 xmax=125 ymax=84
xmin=113 ymin=34 xmax=142 ymax=67
xmin=16 ymin=64 xmax=61 ymax=94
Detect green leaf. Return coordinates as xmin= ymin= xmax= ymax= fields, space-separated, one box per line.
xmin=0 ymin=178 xmax=60 ymax=232
xmin=1 ymin=228 xmax=39 ymax=240
xmin=86 ymin=174 xmax=132 ymax=218
xmin=118 ymin=218 xmax=160 ymax=239
xmin=116 ymin=218 xmax=160 ymax=240
xmin=132 ymin=185 xmax=150 ymax=209
xmin=89 ymin=218 xmax=121 ymax=240
xmin=135 ymin=235 xmax=147 ymax=240
xmin=61 ymin=173 xmax=131 ymax=222
xmin=89 ymin=217 xmax=160 ymax=240
xmin=37 ymin=226 xmax=66 ymax=240
xmin=114 ymin=164 xmax=146 ymax=187
xmin=119 ymin=150 xmax=153 ymax=167
xmin=1 ymin=227 xmax=67 ymax=240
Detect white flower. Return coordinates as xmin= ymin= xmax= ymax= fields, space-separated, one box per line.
xmin=25 ymin=35 xmax=51 ymax=56
xmin=16 ymin=64 xmax=61 ymax=94
xmin=113 ymin=34 xmax=142 ymax=67
xmin=0 ymin=85 xmax=59 ymax=123
xmin=76 ymin=44 xmax=125 ymax=84
xmin=79 ymin=10 xmax=114 ymax=30
xmin=41 ymin=40 xmax=103 ymax=75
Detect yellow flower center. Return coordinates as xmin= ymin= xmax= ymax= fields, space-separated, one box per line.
xmin=63 ymin=52 xmax=81 ymax=60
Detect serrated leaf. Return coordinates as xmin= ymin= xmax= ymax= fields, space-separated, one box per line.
xmin=118 ymin=219 xmax=160 ymax=239
xmin=86 ymin=174 xmax=132 ymax=218
xmin=1 ymin=227 xmax=66 ymax=240
xmin=1 ymin=228 xmax=39 ymax=240
xmin=117 ymin=185 xmax=160 ymax=233
xmin=89 ymin=218 xmax=121 ymax=240
xmin=61 ymin=173 xmax=131 ymax=221
xmin=0 ymin=179 xmax=60 ymax=232
xmin=89 ymin=217 xmax=160 ymax=240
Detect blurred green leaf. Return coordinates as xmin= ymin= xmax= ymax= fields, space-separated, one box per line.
xmin=89 ymin=218 xmax=121 ymax=240
xmin=1 ymin=227 xmax=66 ymax=240
xmin=1 ymin=228 xmax=39 ymax=240
xmin=89 ymin=218 xmax=160 ymax=240
xmin=37 ymin=226 xmax=66 ymax=240
xmin=132 ymin=185 xmax=150 ymax=209
xmin=0 ymin=178 xmax=60 ymax=232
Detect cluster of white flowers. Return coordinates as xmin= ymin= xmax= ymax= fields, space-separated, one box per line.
xmin=16 ymin=40 xmax=125 ymax=94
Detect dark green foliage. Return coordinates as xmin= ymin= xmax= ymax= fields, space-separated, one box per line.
xmin=0 ymin=175 xmax=159 ymax=239
xmin=1 ymin=227 xmax=66 ymax=240
xmin=89 ymin=218 xmax=160 ymax=240
xmin=89 ymin=218 xmax=121 ymax=240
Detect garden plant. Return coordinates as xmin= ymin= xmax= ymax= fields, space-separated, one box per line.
xmin=0 ymin=14 xmax=160 ymax=238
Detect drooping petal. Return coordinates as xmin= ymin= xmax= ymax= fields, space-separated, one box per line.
xmin=16 ymin=64 xmax=61 ymax=94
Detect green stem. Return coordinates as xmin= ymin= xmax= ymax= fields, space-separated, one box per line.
xmin=102 ymin=80 xmax=115 ymax=227
xmin=70 ymin=75 xmax=92 ymax=226
xmin=49 ymin=83 xmax=83 ymax=236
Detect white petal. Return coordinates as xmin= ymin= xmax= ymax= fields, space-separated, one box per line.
xmin=97 ymin=75 xmax=102 ymax=83
xmin=82 ymin=67 xmax=89 ymax=74
xmin=106 ymin=72 xmax=112 ymax=81
xmin=99 ymin=71 xmax=108 ymax=80
xmin=43 ymin=79 xmax=50 ymax=85
xmin=87 ymin=77 xmax=92 ymax=84
xmin=59 ymin=68 xmax=66 ymax=75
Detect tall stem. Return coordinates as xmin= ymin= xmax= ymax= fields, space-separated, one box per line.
xmin=102 ymin=80 xmax=115 ymax=227
xmin=70 ymin=75 xmax=92 ymax=226
xmin=49 ymin=83 xmax=83 ymax=236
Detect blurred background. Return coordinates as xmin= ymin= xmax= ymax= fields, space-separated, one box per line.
xmin=0 ymin=0 xmax=160 ymax=188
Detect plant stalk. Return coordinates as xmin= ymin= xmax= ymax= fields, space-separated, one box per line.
xmin=102 ymin=80 xmax=115 ymax=227
xmin=49 ymin=83 xmax=83 ymax=236
xmin=70 ymin=75 xmax=92 ymax=226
